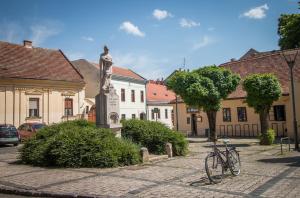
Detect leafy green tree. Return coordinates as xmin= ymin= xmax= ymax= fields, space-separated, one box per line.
xmin=166 ymin=66 xmax=240 ymax=141
xmin=278 ymin=13 xmax=300 ymax=49
xmin=243 ymin=74 xmax=281 ymax=144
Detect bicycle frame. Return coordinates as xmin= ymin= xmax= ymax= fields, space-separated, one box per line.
xmin=211 ymin=142 xmax=233 ymax=170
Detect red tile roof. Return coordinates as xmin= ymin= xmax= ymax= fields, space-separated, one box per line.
xmin=91 ymin=62 xmax=145 ymax=81
xmin=220 ymin=48 xmax=300 ymax=99
xmin=0 ymin=41 xmax=84 ymax=83
xmin=147 ymin=81 xmax=176 ymax=103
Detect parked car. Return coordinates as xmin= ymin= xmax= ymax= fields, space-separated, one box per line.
xmin=18 ymin=123 xmax=46 ymax=140
xmin=0 ymin=124 xmax=20 ymax=146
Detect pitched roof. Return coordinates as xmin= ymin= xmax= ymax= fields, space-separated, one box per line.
xmin=220 ymin=48 xmax=300 ymax=99
xmin=239 ymin=48 xmax=259 ymax=60
xmin=147 ymin=80 xmax=176 ymax=103
xmin=0 ymin=40 xmax=84 ymax=83
xmin=91 ymin=62 xmax=146 ymax=81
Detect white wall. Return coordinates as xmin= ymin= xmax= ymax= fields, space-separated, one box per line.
xmin=147 ymin=105 xmax=173 ymax=128
xmin=112 ymin=79 xmax=146 ymax=120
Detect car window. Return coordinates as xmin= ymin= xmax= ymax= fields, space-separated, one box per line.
xmin=32 ymin=124 xmax=45 ymax=130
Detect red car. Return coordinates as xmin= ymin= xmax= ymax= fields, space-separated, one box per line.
xmin=18 ymin=123 xmax=46 ymax=140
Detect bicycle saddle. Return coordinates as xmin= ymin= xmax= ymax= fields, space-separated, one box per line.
xmin=223 ymin=139 xmax=230 ymax=144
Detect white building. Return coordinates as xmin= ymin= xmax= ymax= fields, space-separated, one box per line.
xmin=146 ymin=80 xmax=175 ymax=128
xmin=72 ymin=59 xmax=147 ymax=121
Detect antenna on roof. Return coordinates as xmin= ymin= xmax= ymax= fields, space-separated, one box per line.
xmin=183 ymin=57 xmax=186 ymax=70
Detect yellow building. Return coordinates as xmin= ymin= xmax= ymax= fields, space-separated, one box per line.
xmin=171 ymin=48 xmax=300 ymax=139
xmin=0 ymin=40 xmax=85 ymax=127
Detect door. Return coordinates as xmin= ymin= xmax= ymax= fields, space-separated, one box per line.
xmin=191 ymin=114 xmax=198 ymax=136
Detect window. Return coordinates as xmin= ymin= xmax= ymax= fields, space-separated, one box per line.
xmin=187 ymin=117 xmax=191 ymax=124
xmin=140 ymin=91 xmax=144 ymax=103
xmin=121 ymin=89 xmax=125 ymax=102
xmin=64 ymin=98 xmax=73 ymax=116
xmin=85 ymin=106 xmax=89 ymax=114
xmin=222 ymin=108 xmax=231 ymax=122
xmin=274 ymin=105 xmax=286 ymax=121
xmin=157 ymin=109 xmax=161 ymax=119
xmin=131 ymin=90 xmax=135 ymax=102
xmin=237 ymin=107 xmax=247 ymax=122
xmin=29 ymin=98 xmax=39 ymax=117
xmin=121 ymin=114 xmax=126 ymax=120
xmin=151 ymin=110 xmax=155 ymax=120
xmin=132 ymin=114 xmax=136 ymax=119
xmin=140 ymin=113 xmax=145 ymax=120
xmin=165 ymin=109 xmax=168 ymax=119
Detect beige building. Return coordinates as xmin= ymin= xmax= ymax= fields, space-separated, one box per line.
xmin=0 ymin=40 xmax=85 ymax=127
xmin=171 ymin=48 xmax=300 ymax=139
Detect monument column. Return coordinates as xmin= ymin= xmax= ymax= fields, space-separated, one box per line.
xmin=95 ymin=46 xmax=122 ymax=137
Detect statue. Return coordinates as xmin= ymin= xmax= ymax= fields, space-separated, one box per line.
xmin=99 ymin=46 xmax=113 ymax=92
xmin=96 ymin=45 xmax=122 ymax=137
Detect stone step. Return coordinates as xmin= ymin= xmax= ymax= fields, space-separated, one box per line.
xmin=148 ymin=154 xmax=168 ymax=162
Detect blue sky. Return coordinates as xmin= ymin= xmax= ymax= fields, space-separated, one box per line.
xmin=0 ymin=0 xmax=299 ymax=79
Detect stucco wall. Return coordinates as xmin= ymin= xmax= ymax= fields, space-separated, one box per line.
xmin=112 ymin=79 xmax=146 ymax=119
xmin=0 ymin=79 xmax=85 ymax=127
xmin=173 ymin=96 xmax=290 ymax=137
xmin=147 ymin=105 xmax=173 ymax=128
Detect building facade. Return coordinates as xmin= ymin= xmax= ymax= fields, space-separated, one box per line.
xmin=0 ymin=40 xmax=86 ymax=127
xmin=171 ymin=48 xmax=300 ymax=139
xmin=72 ymin=59 xmax=147 ymax=121
xmin=146 ymin=80 xmax=175 ymax=128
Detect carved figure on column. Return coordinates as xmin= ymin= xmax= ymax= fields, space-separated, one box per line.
xmin=99 ymin=45 xmax=113 ymax=92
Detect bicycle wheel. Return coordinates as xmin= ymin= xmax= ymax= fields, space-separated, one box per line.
xmin=205 ymin=153 xmax=224 ymax=184
xmin=228 ymin=149 xmax=241 ymax=176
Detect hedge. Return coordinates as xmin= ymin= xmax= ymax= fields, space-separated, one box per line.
xmin=121 ymin=119 xmax=188 ymax=156
xmin=20 ymin=120 xmax=141 ymax=167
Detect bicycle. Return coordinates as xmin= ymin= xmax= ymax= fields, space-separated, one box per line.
xmin=205 ymin=139 xmax=241 ymax=184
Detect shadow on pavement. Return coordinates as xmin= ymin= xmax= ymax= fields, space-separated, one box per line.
xmin=203 ymin=144 xmax=251 ymax=148
xmin=257 ymin=156 xmax=300 ymax=167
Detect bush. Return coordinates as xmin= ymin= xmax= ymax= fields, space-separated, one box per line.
xmin=20 ymin=120 xmax=141 ymax=167
xmin=259 ymin=129 xmax=275 ymax=145
xmin=121 ymin=119 xmax=188 ymax=156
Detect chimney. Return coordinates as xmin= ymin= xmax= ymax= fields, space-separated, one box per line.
xmin=23 ymin=40 xmax=32 ymax=48
xmin=230 ymin=58 xmax=236 ymax=62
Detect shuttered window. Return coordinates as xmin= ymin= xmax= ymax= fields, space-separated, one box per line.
xmin=64 ymin=98 xmax=73 ymax=116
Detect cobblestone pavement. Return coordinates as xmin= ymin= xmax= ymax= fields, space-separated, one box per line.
xmin=0 ymin=139 xmax=299 ymax=198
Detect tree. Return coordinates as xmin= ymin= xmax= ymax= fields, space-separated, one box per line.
xmin=243 ymin=74 xmax=281 ymax=144
xmin=278 ymin=13 xmax=300 ymax=49
xmin=166 ymin=66 xmax=240 ymax=141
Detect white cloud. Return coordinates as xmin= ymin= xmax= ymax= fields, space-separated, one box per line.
xmin=66 ymin=52 xmax=85 ymax=60
xmin=113 ymin=52 xmax=170 ymax=79
xmin=208 ymin=27 xmax=215 ymax=31
xmin=179 ymin=18 xmax=200 ymax=28
xmin=30 ymin=20 xmax=62 ymax=45
xmin=119 ymin=21 xmax=145 ymax=37
xmin=81 ymin=36 xmax=94 ymax=42
xmin=242 ymin=4 xmax=269 ymax=19
xmin=193 ymin=36 xmax=216 ymax=50
xmin=0 ymin=21 xmax=23 ymax=43
xmin=153 ymin=9 xmax=173 ymax=20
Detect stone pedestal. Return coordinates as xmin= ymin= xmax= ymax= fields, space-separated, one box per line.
xmin=96 ymin=85 xmax=122 ymax=137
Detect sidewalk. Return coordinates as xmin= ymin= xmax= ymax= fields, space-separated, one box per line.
xmin=0 ymin=139 xmax=299 ymax=197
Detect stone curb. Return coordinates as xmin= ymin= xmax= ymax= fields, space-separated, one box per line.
xmin=0 ymin=185 xmax=110 ymax=198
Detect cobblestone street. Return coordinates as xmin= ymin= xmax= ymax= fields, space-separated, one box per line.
xmin=0 ymin=139 xmax=299 ymax=198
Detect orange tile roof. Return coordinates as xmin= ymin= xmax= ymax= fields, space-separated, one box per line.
xmin=147 ymin=81 xmax=176 ymax=103
xmin=0 ymin=40 xmax=84 ymax=83
xmin=220 ymin=48 xmax=300 ymax=99
xmin=92 ymin=62 xmax=145 ymax=81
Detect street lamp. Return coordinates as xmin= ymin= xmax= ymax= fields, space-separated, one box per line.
xmin=282 ymin=50 xmax=299 ymax=150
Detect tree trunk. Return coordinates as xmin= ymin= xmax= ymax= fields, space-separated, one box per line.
xmin=206 ymin=110 xmax=217 ymax=142
xmin=259 ymin=109 xmax=269 ymax=135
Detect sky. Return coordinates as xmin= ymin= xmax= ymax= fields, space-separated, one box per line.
xmin=0 ymin=0 xmax=299 ymax=79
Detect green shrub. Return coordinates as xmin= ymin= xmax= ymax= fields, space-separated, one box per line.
xmin=259 ymin=129 xmax=275 ymax=145
xmin=121 ymin=119 xmax=188 ymax=156
xmin=20 ymin=120 xmax=141 ymax=167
